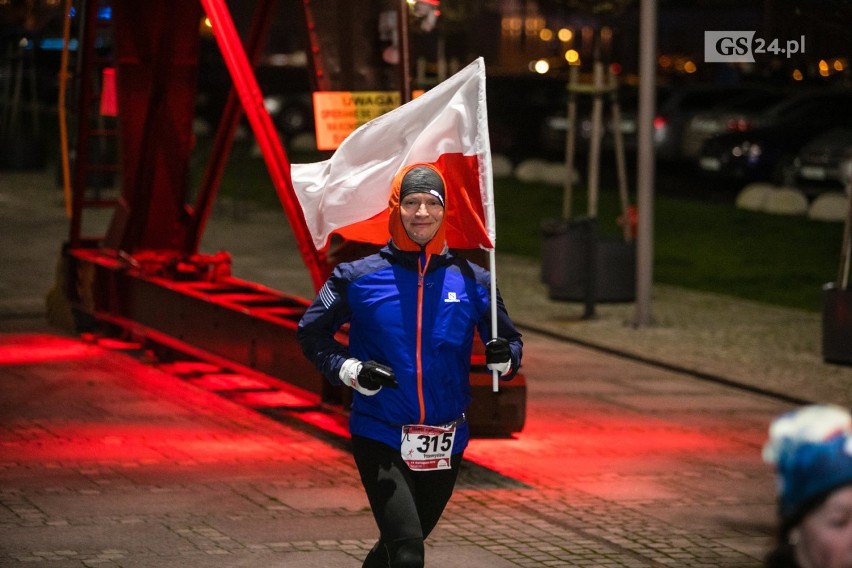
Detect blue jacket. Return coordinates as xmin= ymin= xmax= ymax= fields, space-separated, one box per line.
xmin=297 ymin=242 xmax=523 ymax=453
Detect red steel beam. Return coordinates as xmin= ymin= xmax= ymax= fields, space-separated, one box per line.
xmin=106 ymin=0 xmax=202 ymax=253
xmin=199 ymin=0 xmax=328 ymax=291
xmin=64 ymin=248 xmax=526 ymax=436
xmin=184 ymin=0 xmax=279 ymax=256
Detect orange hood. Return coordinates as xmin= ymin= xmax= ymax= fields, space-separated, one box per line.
xmin=388 ymin=163 xmax=448 ymax=255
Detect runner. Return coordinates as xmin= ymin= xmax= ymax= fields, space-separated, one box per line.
xmin=298 ymin=163 xmax=523 ymax=567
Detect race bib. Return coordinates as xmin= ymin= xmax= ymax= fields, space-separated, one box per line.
xmin=400 ymin=423 xmax=456 ymax=471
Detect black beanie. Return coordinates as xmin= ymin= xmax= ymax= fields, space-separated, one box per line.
xmin=400 ymin=166 xmax=445 ymax=207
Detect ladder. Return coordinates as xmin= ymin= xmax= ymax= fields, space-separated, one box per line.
xmin=60 ymin=0 xmax=120 ymax=248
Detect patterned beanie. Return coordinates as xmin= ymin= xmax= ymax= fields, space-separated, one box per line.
xmin=763 ymin=404 xmax=852 ymax=526
xmin=399 ymin=165 xmax=445 ymax=207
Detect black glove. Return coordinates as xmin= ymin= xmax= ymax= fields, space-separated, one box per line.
xmin=358 ymin=360 xmax=398 ymax=390
xmin=486 ymin=338 xmax=511 ymax=364
xmin=485 ymin=338 xmax=511 ymax=374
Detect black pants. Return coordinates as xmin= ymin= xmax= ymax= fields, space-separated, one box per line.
xmin=351 ymin=435 xmax=463 ymax=568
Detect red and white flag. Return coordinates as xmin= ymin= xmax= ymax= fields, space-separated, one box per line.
xmin=290 ymin=57 xmax=495 ymax=252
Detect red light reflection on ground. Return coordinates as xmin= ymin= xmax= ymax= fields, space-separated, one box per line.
xmin=0 ymin=334 xmax=97 ymax=365
xmin=1 ymin=332 xmax=346 ymax=468
xmin=296 ymin=411 xmax=350 ymax=439
xmin=3 ymin=423 xmax=313 ymax=464
xmin=157 ymin=361 xmax=223 ymax=375
xmin=228 ymin=390 xmax=317 ymax=409
xmin=95 ymin=337 xmax=143 ymax=350
xmin=466 ymin=409 xmax=752 ymax=487
xmin=187 ymin=373 xmax=272 ymax=391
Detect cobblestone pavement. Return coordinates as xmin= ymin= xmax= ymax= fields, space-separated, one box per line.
xmin=1 ymin=170 xmax=849 ymax=567
xmin=0 ymin=323 xmax=790 ymax=567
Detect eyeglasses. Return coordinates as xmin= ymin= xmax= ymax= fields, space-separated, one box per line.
xmin=400 ymin=197 xmax=443 ymax=211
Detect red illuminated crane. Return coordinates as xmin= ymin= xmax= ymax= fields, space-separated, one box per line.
xmin=56 ymin=0 xmax=525 ymax=436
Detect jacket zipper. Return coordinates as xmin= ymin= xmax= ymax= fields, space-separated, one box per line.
xmin=416 ymin=254 xmax=427 ymax=423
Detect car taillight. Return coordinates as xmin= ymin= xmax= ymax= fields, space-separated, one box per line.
xmin=725 ymin=117 xmax=750 ymax=132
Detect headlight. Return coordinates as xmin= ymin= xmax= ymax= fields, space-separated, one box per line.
xmin=731 ymin=141 xmax=761 ymax=159
xmin=546 ymin=117 xmax=568 ymax=130
xmin=263 ymin=96 xmax=283 ymax=115
xmin=747 ymin=143 xmax=762 ymax=158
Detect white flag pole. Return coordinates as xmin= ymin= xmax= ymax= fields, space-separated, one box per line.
xmin=489 ymin=248 xmax=499 ymax=393
xmin=473 ymin=58 xmax=499 ymax=393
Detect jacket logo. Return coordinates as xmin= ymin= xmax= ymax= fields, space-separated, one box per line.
xmin=444 ymin=292 xmax=461 ymax=303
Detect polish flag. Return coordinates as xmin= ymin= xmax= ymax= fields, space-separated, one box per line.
xmin=290 ymin=57 xmax=495 ymax=252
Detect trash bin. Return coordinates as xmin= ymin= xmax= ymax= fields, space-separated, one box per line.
xmin=540 ymin=217 xmax=636 ymax=303
xmin=822 ymin=159 xmax=852 ymax=365
xmin=540 ymin=217 xmax=574 ymax=287
xmin=822 ymin=283 xmax=852 ymax=365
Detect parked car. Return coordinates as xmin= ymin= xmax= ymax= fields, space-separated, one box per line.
xmin=538 ymin=85 xmax=663 ymax=159
xmin=538 ymin=89 xmax=592 ymax=159
xmin=195 ymin=39 xmax=315 ymax=139
xmin=792 ymin=127 xmax=852 ymax=195
xmin=254 ymin=64 xmax=315 ymax=138
xmin=612 ymin=86 xmax=679 ymax=155
xmin=539 ymin=83 xmax=772 ymax=162
xmin=680 ymin=88 xmax=792 ymax=159
xmin=487 ymin=74 xmax=568 ymax=161
xmin=653 ymin=84 xmax=777 ymax=162
xmin=697 ymin=89 xmax=852 ymax=185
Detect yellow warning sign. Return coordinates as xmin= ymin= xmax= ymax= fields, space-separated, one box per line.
xmin=312 ymin=91 xmax=422 ymax=151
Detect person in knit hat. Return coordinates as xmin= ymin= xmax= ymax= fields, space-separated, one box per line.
xmin=762 ymin=404 xmax=852 ymax=568
xmin=298 ymin=163 xmax=522 ymax=567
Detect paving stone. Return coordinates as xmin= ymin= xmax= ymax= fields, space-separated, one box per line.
xmin=2 ymin=169 xmax=844 ymax=567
